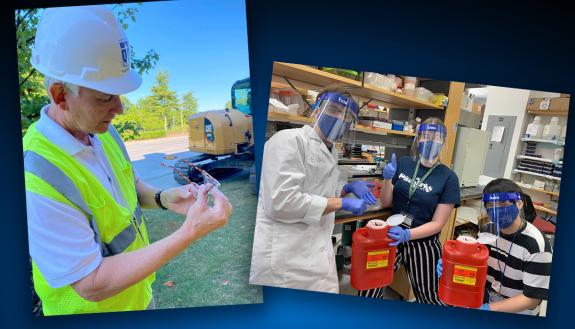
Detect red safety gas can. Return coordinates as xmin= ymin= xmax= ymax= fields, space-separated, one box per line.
xmin=351 ymin=220 xmax=397 ymax=290
xmin=439 ymin=236 xmax=489 ymax=308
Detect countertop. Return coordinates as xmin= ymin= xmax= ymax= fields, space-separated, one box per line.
xmin=334 ymin=185 xmax=486 ymax=224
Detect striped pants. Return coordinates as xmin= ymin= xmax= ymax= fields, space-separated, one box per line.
xmin=358 ymin=236 xmax=445 ymax=305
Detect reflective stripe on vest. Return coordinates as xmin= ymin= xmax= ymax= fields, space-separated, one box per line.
xmin=24 ymin=151 xmax=143 ymax=257
xmin=24 ymin=124 xmax=154 ymax=315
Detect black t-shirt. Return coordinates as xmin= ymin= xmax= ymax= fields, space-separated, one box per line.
xmin=392 ymin=157 xmax=461 ymax=234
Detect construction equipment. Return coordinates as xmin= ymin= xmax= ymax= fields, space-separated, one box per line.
xmin=172 ymin=78 xmax=255 ymax=191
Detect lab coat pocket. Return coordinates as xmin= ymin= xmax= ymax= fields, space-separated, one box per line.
xmin=270 ymin=222 xmax=314 ymax=275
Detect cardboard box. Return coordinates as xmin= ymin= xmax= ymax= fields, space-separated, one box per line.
xmin=358 ymin=119 xmax=375 ymax=128
xmin=390 ymin=265 xmax=415 ymax=300
xmin=373 ymin=121 xmax=393 ymax=129
xmin=472 ymin=103 xmax=485 ymax=114
xmin=527 ymin=97 xmax=570 ymax=111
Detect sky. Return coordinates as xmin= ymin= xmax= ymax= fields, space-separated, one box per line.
xmin=119 ymin=0 xmax=250 ymax=112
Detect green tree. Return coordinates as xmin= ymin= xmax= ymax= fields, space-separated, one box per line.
xmin=132 ymin=96 xmax=161 ymax=131
xmin=181 ymin=91 xmax=198 ymax=128
xmin=120 ymin=95 xmax=134 ymax=111
xmin=113 ymin=119 xmax=143 ymax=141
xmin=16 ymin=9 xmax=46 ymax=133
xmin=149 ymin=71 xmax=179 ymax=131
xmin=16 ymin=4 xmax=159 ymax=134
xmin=112 ymin=96 xmax=139 ymax=140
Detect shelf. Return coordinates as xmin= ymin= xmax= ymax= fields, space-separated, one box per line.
xmin=521 ymin=137 xmax=565 ymax=146
xmin=528 ymin=110 xmax=569 ymax=116
xmin=455 ymin=216 xmax=487 ymax=227
xmin=516 ymin=155 xmax=562 ymax=165
xmin=338 ymin=159 xmax=378 ymax=165
xmin=267 ymin=112 xmax=314 ymax=125
xmin=335 ymin=209 xmax=392 ymax=225
xmin=273 ymin=62 xmax=362 ymax=88
xmin=353 ymin=125 xmax=417 ymax=137
xmin=512 ymin=169 xmax=561 ymax=181
xmin=272 ymin=62 xmax=444 ymax=110
xmin=267 ymin=112 xmax=417 ymax=138
xmin=355 ymin=83 xmax=444 ymax=110
xmin=351 ymin=173 xmax=383 ymax=178
xmin=534 ymin=205 xmax=558 ymax=216
xmin=517 ymin=184 xmax=560 ymax=197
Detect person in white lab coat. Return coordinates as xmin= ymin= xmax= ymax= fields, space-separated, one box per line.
xmin=249 ymin=87 xmax=376 ymax=293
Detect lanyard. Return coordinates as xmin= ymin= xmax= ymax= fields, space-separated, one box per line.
xmin=407 ymin=160 xmax=438 ymax=203
xmin=496 ymin=220 xmax=522 ymax=292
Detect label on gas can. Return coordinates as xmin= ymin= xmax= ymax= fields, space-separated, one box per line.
xmin=366 ymin=250 xmax=390 ymax=269
xmin=452 ymin=264 xmax=478 ymax=286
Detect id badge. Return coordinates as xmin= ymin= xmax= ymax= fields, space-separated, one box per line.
xmin=399 ymin=211 xmax=414 ymax=229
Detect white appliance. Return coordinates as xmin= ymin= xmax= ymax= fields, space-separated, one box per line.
xmin=452 ymin=126 xmax=490 ymax=187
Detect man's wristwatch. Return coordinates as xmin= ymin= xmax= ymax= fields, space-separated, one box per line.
xmin=155 ymin=190 xmax=167 ymax=210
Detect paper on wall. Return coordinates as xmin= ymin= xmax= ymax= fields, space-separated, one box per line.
xmin=491 ymin=126 xmax=505 ymax=142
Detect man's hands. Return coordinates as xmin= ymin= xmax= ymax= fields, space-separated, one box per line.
xmin=160 ymin=183 xmax=200 ymax=215
xmin=342 ymin=181 xmax=377 ymax=205
xmin=158 ymin=182 xmax=232 ymax=241
xmin=341 ymin=198 xmax=368 ymax=215
xmin=179 ymin=184 xmax=233 ymax=242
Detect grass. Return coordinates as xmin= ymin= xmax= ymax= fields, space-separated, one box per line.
xmin=144 ymin=174 xmax=263 ymax=309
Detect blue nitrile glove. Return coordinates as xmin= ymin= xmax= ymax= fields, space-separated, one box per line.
xmin=342 ymin=198 xmax=367 ymax=215
xmin=382 ymin=153 xmax=397 ymax=180
xmin=343 ymin=181 xmax=377 ymax=205
xmin=388 ymin=226 xmax=410 ymax=246
xmin=479 ymin=303 xmax=490 ymax=311
xmin=437 ymin=259 xmax=443 ymax=278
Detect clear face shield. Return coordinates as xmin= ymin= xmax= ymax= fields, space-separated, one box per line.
xmin=411 ymin=123 xmax=447 ymax=164
xmin=477 ymin=192 xmax=522 ymax=244
xmin=311 ymin=92 xmax=359 ymax=144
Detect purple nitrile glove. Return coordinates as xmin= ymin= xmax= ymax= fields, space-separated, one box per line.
xmin=341 ymin=198 xmax=367 ymax=215
xmin=382 ymin=153 xmax=397 ymax=180
xmin=387 ymin=225 xmax=411 ymax=246
xmin=343 ymin=181 xmax=377 ymax=205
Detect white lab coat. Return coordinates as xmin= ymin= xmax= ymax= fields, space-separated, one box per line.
xmin=249 ymin=125 xmax=342 ymax=293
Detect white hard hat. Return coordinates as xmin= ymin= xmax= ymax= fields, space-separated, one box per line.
xmin=31 ymin=5 xmax=142 ymax=95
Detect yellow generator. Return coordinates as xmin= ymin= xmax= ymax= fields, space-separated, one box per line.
xmin=173 ymin=78 xmax=255 ymax=189
xmin=188 ymin=109 xmax=253 ymax=155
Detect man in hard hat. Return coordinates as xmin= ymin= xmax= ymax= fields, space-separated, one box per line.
xmin=23 ymin=5 xmax=232 ymax=315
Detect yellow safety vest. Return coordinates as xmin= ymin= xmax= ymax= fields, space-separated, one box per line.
xmin=23 ymin=124 xmax=155 ymax=315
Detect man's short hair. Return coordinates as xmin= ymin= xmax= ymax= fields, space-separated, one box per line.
xmin=44 ymin=76 xmax=80 ymax=98
xmin=483 ymin=178 xmax=522 ymax=195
